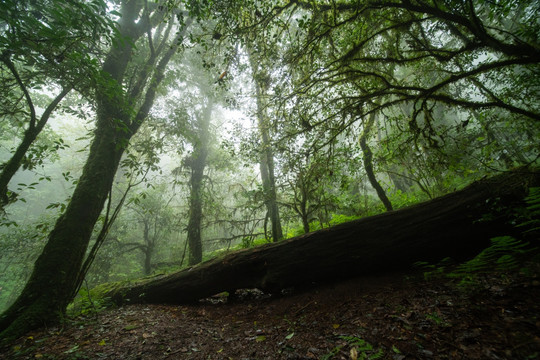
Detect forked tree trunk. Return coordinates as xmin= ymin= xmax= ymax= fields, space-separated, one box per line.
xmin=0 ymin=115 xmax=127 ymax=340
xmin=0 ymin=3 xmax=180 ymax=342
xmin=360 ymin=112 xmax=393 ymax=211
xmin=103 ymin=168 xmax=539 ymax=305
xmin=248 ymin=52 xmax=283 ymax=242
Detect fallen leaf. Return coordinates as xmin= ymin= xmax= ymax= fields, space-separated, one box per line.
xmin=350 ymin=347 xmax=358 ymax=360
xmin=255 ymin=335 xmax=266 ymax=342
xmin=64 ymin=345 xmax=80 ymax=354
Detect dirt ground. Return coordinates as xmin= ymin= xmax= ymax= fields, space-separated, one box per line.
xmin=1 ymin=268 xmax=539 ymax=360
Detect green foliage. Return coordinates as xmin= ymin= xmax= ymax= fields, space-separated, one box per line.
xmin=322 ymin=335 xmax=385 ymax=360
xmin=425 ymin=311 xmax=449 ymax=327
xmin=0 ymin=0 xmax=539 ymax=344
xmin=449 ymin=236 xmax=530 ymax=280
xmin=519 ymin=187 xmax=540 ymax=234
xmin=329 ymin=214 xmax=362 ymax=226
xmin=417 ymin=235 xmax=534 ymax=291
xmin=286 ymin=213 xmax=362 ymax=238
xmin=0 ymin=0 xmax=117 ymax=80
xmin=68 ymin=281 xmax=125 ymax=317
xmin=415 ymin=186 xmax=540 ymax=290
xmin=388 ymin=190 xmax=425 ymax=210
xmin=19 ymin=137 xmax=69 ymax=172
xmin=414 ymin=257 xmax=455 ymax=281
xmin=0 ymin=0 xmax=119 ymax=211
xmin=320 ymin=346 xmax=341 ymax=360
xmin=0 ymin=217 xmax=51 ymax=313
xmin=236 ymin=237 xmax=268 ymax=249
xmin=68 ymin=287 xmax=113 ymax=317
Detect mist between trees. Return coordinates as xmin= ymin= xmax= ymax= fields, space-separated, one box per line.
xmin=0 ymin=0 xmax=538 ymax=341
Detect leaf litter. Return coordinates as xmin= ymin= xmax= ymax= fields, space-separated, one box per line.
xmin=1 ymin=267 xmax=539 ymax=359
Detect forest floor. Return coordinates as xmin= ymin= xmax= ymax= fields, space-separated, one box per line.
xmin=1 ymin=266 xmax=540 ymax=360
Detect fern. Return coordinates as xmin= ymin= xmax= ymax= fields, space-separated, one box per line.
xmin=416 ymin=187 xmax=540 ymax=290
xmin=518 ymin=187 xmax=540 ymax=234
xmin=525 ymin=187 xmax=540 ymax=213
xmin=449 ymin=236 xmax=528 ymax=279
xmin=414 ymin=257 xmax=454 ymax=281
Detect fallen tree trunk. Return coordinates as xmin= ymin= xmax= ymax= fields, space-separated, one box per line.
xmin=105 ymin=168 xmax=539 ymax=305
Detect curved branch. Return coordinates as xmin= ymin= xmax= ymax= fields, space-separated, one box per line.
xmin=0 ymin=54 xmax=36 ymax=129
xmin=420 ymin=57 xmax=539 ymax=99
xmin=0 ymin=86 xmax=71 ymax=208
xmin=291 ymin=0 xmax=539 ymax=59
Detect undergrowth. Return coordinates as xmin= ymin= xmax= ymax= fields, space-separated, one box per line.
xmin=68 ymin=281 xmax=123 ymax=317
xmin=415 ymin=187 xmax=540 ymax=291
xmin=519 ymin=186 xmax=540 ymax=235
xmin=321 ymin=335 xmax=386 ymax=360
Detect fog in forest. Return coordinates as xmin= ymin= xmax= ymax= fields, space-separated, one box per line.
xmin=0 ymin=0 xmax=539 ymax=349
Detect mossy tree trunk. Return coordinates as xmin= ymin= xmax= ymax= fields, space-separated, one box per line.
xmin=0 ymin=2 xmax=182 ymax=342
xmin=0 ymin=108 xmax=128 ymax=341
xmin=104 ymin=168 xmax=539 ymax=305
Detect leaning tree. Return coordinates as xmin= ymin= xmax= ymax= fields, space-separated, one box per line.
xmin=0 ymin=0 xmax=116 ymax=209
xmin=0 ymin=0 xmax=190 ymax=341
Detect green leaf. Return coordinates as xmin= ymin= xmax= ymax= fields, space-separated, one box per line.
xmin=64 ymin=345 xmax=80 ymax=354
xmin=255 ymin=335 xmax=266 ymax=342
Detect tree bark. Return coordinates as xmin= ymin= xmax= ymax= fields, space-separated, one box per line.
xmin=104 ymin=168 xmax=539 ymax=305
xmin=250 ymin=63 xmax=283 ymax=242
xmin=301 ymin=209 xmax=310 ymax=234
xmin=360 ymin=112 xmax=393 ymax=211
xmin=0 ymin=110 xmax=127 ymax=341
xmin=0 ymin=3 xmax=179 ymax=342
xmin=187 ymin=100 xmax=213 ymax=265
xmin=295 ymin=179 xmax=311 ymax=234
xmin=143 ymin=220 xmax=153 ymax=276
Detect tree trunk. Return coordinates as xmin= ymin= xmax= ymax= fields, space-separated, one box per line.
xmin=295 ymin=173 xmax=311 ymax=234
xmin=104 ymin=168 xmax=540 ymax=305
xmin=250 ymin=62 xmax=283 ymax=242
xmin=0 ymin=3 xmax=179 ymax=342
xmin=187 ymin=171 xmax=204 ymax=265
xmin=360 ymin=112 xmax=393 ymax=211
xmin=143 ymin=220 xmax=153 ymax=276
xmin=0 ymin=117 xmax=127 ymax=340
xmin=301 ymin=212 xmax=310 ymax=234
xmin=144 ymin=248 xmax=153 ymax=277
xmin=186 ymin=101 xmax=213 ymax=265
